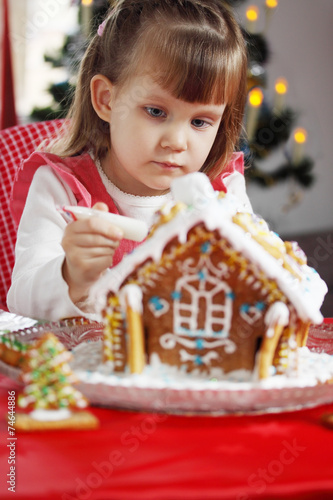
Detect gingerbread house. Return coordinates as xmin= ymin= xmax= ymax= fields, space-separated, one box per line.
xmin=93 ymin=173 xmax=327 ymax=380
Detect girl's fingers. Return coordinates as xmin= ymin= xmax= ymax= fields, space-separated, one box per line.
xmin=61 ymin=207 xmax=124 ymax=294
xmin=73 ymin=217 xmax=123 ymax=239
xmin=92 ymin=202 xmax=109 ymax=212
xmin=63 ymin=244 xmax=119 ymax=287
xmin=67 ymin=243 xmax=120 ymax=261
xmin=69 ymin=254 xmax=116 ymax=277
xmin=62 ymin=218 xmax=123 ymax=249
xmin=64 ymin=233 xmax=121 ymax=249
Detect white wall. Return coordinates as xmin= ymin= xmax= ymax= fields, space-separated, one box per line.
xmin=236 ymin=0 xmax=333 ymax=237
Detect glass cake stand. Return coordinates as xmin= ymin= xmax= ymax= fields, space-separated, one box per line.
xmin=1 ymin=311 xmax=332 ymax=415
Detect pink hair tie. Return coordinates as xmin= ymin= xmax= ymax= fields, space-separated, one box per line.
xmin=97 ymin=20 xmax=107 ymax=37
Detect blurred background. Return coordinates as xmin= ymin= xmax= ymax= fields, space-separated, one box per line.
xmin=1 ymin=0 xmax=332 ymax=315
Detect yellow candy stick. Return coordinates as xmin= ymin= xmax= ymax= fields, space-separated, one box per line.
xmin=121 ymin=285 xmax=145 ymax=374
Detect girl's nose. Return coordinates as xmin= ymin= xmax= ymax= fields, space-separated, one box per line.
xmin=160 ymin=125 xmax=188 ymax=152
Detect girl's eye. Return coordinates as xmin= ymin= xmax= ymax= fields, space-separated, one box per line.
xmin=145 ymin=107 xmax=166 ymax=118
xmin=192 ymin=118 xmax=210 ymax=129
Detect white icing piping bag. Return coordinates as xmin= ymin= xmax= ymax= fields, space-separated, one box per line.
xmin=58 ymin=205 xmax=148 ymax=242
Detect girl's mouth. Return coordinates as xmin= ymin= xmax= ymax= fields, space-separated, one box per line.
xmin=154 ymin=161 xmax=181 ymax=170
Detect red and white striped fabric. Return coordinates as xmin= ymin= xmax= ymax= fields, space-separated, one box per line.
xmin=0 ymin=119 xmax=65 ymax=309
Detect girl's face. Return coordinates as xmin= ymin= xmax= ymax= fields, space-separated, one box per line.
xmin=103 ymin=74 xmax=226 ymax=196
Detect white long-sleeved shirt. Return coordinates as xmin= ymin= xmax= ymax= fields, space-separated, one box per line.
xmin=7 ymin=165 xmax=252 ymax=321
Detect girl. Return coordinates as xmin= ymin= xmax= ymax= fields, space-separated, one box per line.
xmin=8 ymin=0 xmax=252 ymax=321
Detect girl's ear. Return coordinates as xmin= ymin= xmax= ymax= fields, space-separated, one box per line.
xmin=90 ymin=74 xmax=114 ymax=122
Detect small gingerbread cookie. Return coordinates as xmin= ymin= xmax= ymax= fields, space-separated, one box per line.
xmin=0 ymin=335 xmax=29 ymax=367
xmin=14 ymin=410 xmax=99 ymax=431
xmin=15 ymin=332 xmax=99 ymax=431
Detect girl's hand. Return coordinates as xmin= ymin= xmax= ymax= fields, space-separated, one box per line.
xmin=61 ymin=202 xmax=123 ymax=304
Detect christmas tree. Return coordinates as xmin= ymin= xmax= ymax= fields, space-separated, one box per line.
xmin=30 ymin=0 xmax=109 ymax=121
xmin=239 ymin=1 xmax=314 ymax=192
xmin=18 ymin=332 xmax=87 ymax=411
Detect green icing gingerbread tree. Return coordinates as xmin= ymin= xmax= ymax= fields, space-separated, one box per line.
xmin=18 ymin=332 xmax=87 ymax=411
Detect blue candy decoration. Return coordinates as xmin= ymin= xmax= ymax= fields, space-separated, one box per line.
xmin=194 ymin=355 xmax=203 ymax=366
xmin=240 ymin=303 xmax=250 ymax=313
xmin=196 ymin=338 xmax=204 ymax=350
xmin=171 ymin=291 xmax=182 ymax=300
xmin=198 ymin=270 xmax=206 ymax=281
xmin=149 ymin=296 xmax=164 ymax=311
xmin=201 ymin=242 xmax=211 ymax=254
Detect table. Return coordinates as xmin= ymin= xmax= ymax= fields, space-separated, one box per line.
xmin=0 ymin=320 xmax=333 ymax=500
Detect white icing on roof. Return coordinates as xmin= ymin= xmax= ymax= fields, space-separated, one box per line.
xmin=91 ymin=173 xmax=327 ymax=323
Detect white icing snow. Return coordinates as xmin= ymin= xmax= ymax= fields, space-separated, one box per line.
xmin=119 ymin=284 xmax=143 ymax=313
xmin=30 ymin=409 xmax=72 ymax=421
xmin=72 ymin=341 xmax=333 ymax=391
xmin=265 ymin=302 xmax=290 ymax=338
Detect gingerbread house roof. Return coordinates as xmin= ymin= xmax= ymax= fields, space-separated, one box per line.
xmin=91 ymin=173 xmax=327 ymax=324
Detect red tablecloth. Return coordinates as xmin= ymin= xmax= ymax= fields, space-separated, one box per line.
xmin=1 ymin=379 xmax=333 ymax=499
xmin=0 ymin=321 xmax=333 ymax=500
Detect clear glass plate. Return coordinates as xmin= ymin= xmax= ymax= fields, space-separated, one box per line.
xmin=1 ymin=315 xmax=332 ymax=415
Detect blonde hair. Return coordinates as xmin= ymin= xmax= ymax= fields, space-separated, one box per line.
xmin=50 ymin=0 xmax=247 ymax=179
